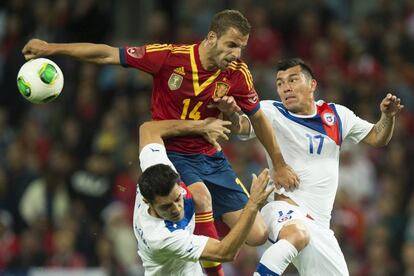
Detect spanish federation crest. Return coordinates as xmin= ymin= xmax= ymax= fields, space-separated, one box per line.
xmin=213 ymin=81 xmax=230 ymax=99
xmin=168 ymin=73 xmax=183 ymax=91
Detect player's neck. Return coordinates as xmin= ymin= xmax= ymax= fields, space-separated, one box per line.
xmin=290 ymin=102 xmax=316 ymax=116
xmin=148 ymin=207 xmax=161 ymax=219
xmin=199 ymin=40 xmax=217 ymax=71
xmin=302 ymin=103 xmax=316 ymax=115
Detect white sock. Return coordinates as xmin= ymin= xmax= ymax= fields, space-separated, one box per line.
xmin=255 ymin=239 xmax=298 ymax=275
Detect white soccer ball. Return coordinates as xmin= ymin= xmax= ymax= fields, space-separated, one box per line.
xmin=16 ymin=58 xmax=64 ymax=104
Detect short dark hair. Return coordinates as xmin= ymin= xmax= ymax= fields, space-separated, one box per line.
xmin=138 ymin=164 xmax=180 ymax=203
xmin=276 ymin=58 xmax=315 ymax=79
xmin=209 ymin=10 xmax=251 ymax=37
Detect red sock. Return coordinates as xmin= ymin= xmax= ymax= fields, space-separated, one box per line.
xmin=195 ymin=212 xmax=224 ymax=276
xmin=214 ymin=219 xmax=231 ymax=238
xmin=204 ymin=265 xmax=225 ymax=276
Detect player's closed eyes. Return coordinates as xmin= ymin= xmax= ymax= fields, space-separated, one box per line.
xmin=160 ymin=195 xmax=181 ymax=210
xmin=227 ymin=42 xmax=244 ymax=50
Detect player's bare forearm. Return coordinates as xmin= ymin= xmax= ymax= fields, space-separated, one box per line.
xmin=139 ymin=120 xmax=204 ymax=151
xmin=200 ymin=169 xmax=272 ymax=262
xmin=250 ymin=109 xmax=286 ymax=167
xmin=363 ymin=93 xmax=403 ymax=147
xmin=363 ymin=114 xmax=395 ymax=146
xmin=139 ymin=119 xmax=231 ymax=151
xmin=201 ymin=204 xmax=259 ymax=262
xmin=22 ymin=39 xmax=120 ymax=64
xmin=52 ymin=43 xmax=119 ymax=64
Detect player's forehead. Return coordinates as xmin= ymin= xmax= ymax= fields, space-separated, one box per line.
xmin=218 ymin=27 xmax=249 ymax=47
xmin=276 ymin=65 xmax=303 ymax=81
xmin=153 ymin=184 xmax=182 ymax=206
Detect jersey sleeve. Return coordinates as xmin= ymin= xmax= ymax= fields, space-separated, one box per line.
xmin=334 ymin=104 xmax=374 ymax=143
xmin=139 ymin=143 xmax=178 ymax=172
xmin=229 ymin=62 xmax=260 ymax=116
xmin=153 ymin=230 xmax=209 ymax=262
xmin=237 ymin=100 xmax=275 ymax=141
xmin=119 ymin=44 xmax=171 ymax=74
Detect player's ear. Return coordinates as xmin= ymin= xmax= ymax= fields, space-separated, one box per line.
xmin=207 ymin=31 xmax=218 ymax=47
xmin=310 ymin=79 xmax=317 ymax=93
xmin=142 ymin=197 xmax=150 ymax=205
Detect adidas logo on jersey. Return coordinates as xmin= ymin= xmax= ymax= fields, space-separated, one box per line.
xmin=173 ymin=66 xmax=186 ymax=76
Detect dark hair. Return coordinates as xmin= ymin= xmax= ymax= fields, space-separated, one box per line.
xmin=276 ymin=58 xmax=315 ymax=79
xmin=209 ymin=10 xmax=251 ymax=37
xmin=138 ymin=164 xmax=180 ymax=203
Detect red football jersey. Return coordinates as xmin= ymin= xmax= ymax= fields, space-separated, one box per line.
xmin=120 ymin=43 xmax=260 ymax=154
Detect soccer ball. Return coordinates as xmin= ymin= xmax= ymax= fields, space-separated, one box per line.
xmin=16 ymin=58 xmax=64 ymax=104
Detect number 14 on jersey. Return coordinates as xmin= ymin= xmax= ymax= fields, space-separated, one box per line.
xmin=181 ymin=98 xmax=203 ymax=120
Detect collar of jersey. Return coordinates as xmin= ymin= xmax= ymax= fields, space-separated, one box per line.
xmin=286 ymin=102 xmax=318 ymax=118
xmin=190 ymin=43 xmax=221 ymax=96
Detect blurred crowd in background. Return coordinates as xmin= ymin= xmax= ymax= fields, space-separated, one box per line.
xmin=0 ymin=0 xmax=414 ymax=275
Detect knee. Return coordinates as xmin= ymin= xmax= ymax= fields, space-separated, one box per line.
xmin=249 ymin=225 xmax=268 ymax=246
xmin=278 ymin=220 xmax=310 ymax=251
xmin=246 ymin=216 xmax=268 ymax=246
xmin=187 ymin=183 xmax=212 ymax=212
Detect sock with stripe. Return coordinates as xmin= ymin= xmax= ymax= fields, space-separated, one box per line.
xmin=255 ymin=239 xmax=298 ymax=275
xmin=195 ymin=211 xmax=224 ymax=276
xmin=214 ymin=219 xmax=230 ymax=238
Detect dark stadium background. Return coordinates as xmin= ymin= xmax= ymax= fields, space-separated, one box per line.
xmin=0 ymin=0 xmax=413 ymax=275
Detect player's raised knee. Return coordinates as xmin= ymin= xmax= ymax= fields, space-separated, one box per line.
xmin=279 ymin=220 xmax=310 ymax=251
xmin=188 ymin=183 xmax=213 ymax=212
xmin=246 ymin=218 xmax=268 ymax=246
xmin=251 ymin=226 xmax=268 ymax=246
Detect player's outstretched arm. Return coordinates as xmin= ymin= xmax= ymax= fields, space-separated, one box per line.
xmin=363 ymin=93 xmax=404 ymax=147
xmin=209 ymin=96 xmax=300 ymax=191
xmin=200 ymin=169 xmax=273 ymax=262
xmin=249 ymin=109 xmax=300 ymax=191
xmin=22 ymin=38 xmax=120 ymax=65
xmin=139 ymin=118 xmax=231 ymax=151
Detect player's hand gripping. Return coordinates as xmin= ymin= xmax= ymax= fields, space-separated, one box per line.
xmin=272 ymin=164 xmax=299 ymax=192
xmin=208 ymin=96 xmax=242 ymax=114
xmin=247 ymin=169 xmax=274 ymax=210
xmin=22 ymin=39 xmax=50 ymax=60
xmin=201 ymin=118 xmax=232 ymax=150
xmin=380 ymin=93 xmax=404 ymax=117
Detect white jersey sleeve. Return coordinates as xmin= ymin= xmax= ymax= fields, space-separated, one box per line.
xmin=139 ymin=143 xmax=177 ymax=172
xmin=237 ymin=114 xmax=256 ymax=141
xmin=151 ymin=230 xmax=209 ymax=262
xmin=238 ymin=101 xmax=276 ymax=141
xmin=334 ymin=104 xmax=374 ymax=144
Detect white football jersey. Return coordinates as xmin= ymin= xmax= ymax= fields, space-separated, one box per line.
xmin=134 ymin=143 xmax=209 ymax=275
xmin=242 ymin=100 xmax=374 ymax=228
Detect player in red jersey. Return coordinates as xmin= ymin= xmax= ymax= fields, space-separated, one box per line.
xmin=23 ymin=10 xmax=299 ymax=275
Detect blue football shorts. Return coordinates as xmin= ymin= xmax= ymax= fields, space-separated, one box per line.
xmin=167 ymin=150 xmax=249 ymax=219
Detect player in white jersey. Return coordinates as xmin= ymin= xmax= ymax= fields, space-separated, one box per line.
xmin=212 ymin=58 xmax=403 ymax=276
xmin=135 ymin=118 xmax=274 ymax=276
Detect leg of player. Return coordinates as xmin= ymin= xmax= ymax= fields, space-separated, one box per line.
xmin=255 ymin=220 xmax=310 ymax=276
xmin=187 ymin=182 xmax=224 ymax=276
xmin=221 ymin=209 xmax=268 ymax=246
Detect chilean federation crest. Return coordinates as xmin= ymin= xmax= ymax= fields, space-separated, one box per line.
xmin=213 ymin=81 xmax=230 ymax=99
xmin=322 ymin=112 xmax=336 ymax=126
xmin=168 ymin=73 xmax=183 ymax=91
xmin=277 ymin=210 xmax=294 ymax=223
